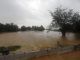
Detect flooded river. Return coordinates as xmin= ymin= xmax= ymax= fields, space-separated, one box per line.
xmin=0 ymin=31 xmax=80 ymax=52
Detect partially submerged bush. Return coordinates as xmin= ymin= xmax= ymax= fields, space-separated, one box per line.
xmin=0 ymin=45 xmax=21 ymax=55
xmin=8 ymin=45 xmax=21 ymax=51
xmin=0 ymin=47 xmax=10 ymax=55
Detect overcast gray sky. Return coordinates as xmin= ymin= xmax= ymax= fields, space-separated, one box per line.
xmin=0 ymin=0 xmax=80 ymax=27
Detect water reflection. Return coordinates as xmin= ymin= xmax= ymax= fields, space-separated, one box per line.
xmin=65 ymin=32 xmax=80 ymax=40
xmin=56 ymin=32 xmax=80 ymax=46
xmin=47 ymin=31 xmax=80 ymax=41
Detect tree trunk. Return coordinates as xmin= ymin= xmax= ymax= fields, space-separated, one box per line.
xmin=61 ymin=31 xmax=66 ymax=37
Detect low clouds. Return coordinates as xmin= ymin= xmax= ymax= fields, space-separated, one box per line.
xmin=0 ymin=0 xmax=80 ymax=27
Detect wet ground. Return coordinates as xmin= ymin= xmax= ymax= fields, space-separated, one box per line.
xmin=31 ymin=50 xmax=80 ymax=60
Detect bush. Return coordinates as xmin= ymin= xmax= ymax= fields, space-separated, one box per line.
xmin=0 ymin=46 xmax=21 ymax=55
xmin=8 ymin=46 xmax=21 ymax=51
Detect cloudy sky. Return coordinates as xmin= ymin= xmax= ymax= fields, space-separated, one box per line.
xmin=0 ymin=0 xmax=80 ymax=27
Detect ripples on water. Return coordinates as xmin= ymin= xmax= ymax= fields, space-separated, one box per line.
xmin=0 ymin=31 xmax=80 ymax=52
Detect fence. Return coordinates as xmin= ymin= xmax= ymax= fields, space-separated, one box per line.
xmin=0 ymin=45 xmax=79 ymax=60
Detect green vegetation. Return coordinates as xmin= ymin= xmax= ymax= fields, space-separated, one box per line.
xmin=0 ymin=23 xmax=19 ymax=32
xmin=21 ymin=26 xmax=31 ymax=31
xmin=20 ymin=25 xmax=45 ymax=31
xmin=0 ymin=46 xmax=21 ymax=55
xmin=32 ymin=25 xmax=45 ymax=31
xmin=0 ymin=22 xmax=45 ymax=32
xmin=49 ymin=7 xmax=80 ymax=36
xmin=8 ymin=46 xmax=21 ymax=51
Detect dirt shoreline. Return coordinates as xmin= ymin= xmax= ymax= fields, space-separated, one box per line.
xmin=31 ymin=50 xmax=80 ymax=60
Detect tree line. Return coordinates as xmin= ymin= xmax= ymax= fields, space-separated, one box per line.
xmin=21 ymin=25 xmax=45 ymax=31
xmin=49 ymin=7 xmax=80 ymax=36
xmin=0 ymin=23 xmax=45 ymax=32
xmin=0 ymin=23 xmax=19 ymax=32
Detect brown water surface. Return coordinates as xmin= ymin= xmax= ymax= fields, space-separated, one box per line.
xmin=0 ymin=31 xmax=80 ymax=53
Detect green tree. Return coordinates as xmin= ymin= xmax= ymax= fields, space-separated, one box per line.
xmin=21 ymin=26 xmax=27 ymax=31
xmin=49 ymin=7 xmax=80 ymax=37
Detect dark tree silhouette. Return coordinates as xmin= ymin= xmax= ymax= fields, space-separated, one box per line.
xmin=0 ymin=23 xmax=19 ymax=32
xmin=5 ymin=23 xmax=19 ymax=32
xmin=21 ymin=26 xmax=27 ymax=31
xmin=38 ymin=25 xmax=45 ymax=31
xmin=32 ymin=25 xmax=45 ymax=31
xmin=49 ymin=7 xmax=80 ymax=37
xmin=21 ymin=26 xmax=32 ymax=31
xmin=0 ymin=22 xmax=45 ymax=32
xmin=26 ymin=27 xmax=31 ymax=30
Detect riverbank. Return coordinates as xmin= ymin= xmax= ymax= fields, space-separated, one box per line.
xmin=31 ymin=50 xmax=80 ymax=60
xmin=0 ymin=44 xmax=79 ymax=60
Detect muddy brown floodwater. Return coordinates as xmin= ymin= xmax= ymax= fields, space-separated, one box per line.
xmin=0 ymin=30 xmax=80 ymax=53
